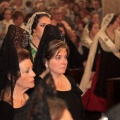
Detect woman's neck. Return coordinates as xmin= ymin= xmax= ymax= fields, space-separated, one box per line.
xmin=5 ymin=19 xmax=11 ymax=23
xmin=51 ymin=73 xmax=63 ymax=81
xmin=106 ymin=26 xmax=115 ymax=33
xmin=13 ymin=86 xmax=28 ymax=108
xmin=31 ymin=37 xmax=41 ymax=48
xmin=106 ymin=26 xmax=115 ymax=41
xmin=89 ymin=32 xmax=95 ymax=40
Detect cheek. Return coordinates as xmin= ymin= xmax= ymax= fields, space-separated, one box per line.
xmin=36 ymin=28 xmax=44 ymax=37
xmin=48 ymin=61 xmax=58 ymax=70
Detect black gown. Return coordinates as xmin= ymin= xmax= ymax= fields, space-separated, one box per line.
xmin=0 ymin=101 xmax=22 ymax=120
xmin=57 ymin=76 xmax=84 ymax=120
xmin=94 ymin=43 xmax=120 ymax=98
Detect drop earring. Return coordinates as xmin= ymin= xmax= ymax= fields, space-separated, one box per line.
xmin=33 ymin=30 xmax=37 ymax=38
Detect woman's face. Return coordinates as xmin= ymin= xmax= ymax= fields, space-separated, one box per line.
xmin=90 ymin=23 xmax=99 ymax=36
xmin=91 ymin=13 xmax=100 ymax=24
xmin=3 ymin=9 xmax=12 ymax=20
xmin=14 ymin=16 xmax=24 ymax=27
xmin=35 ymin=16 xmax=51 ymax=39
xmin=112 ymin=17 xmax=120 ymax=30
xmin=47 ymin=48 xmax=68 ymax=76
xmin=16 ymin=59 xmax=36 ymax=90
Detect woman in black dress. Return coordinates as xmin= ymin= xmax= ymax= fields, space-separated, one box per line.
xmin=0 ymin=25 xmax=36 ymax=120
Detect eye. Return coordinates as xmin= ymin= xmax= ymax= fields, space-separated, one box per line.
xmin=24 ymin=69 xmax=30 ymax=73
xmin=40 ymin=23 xmax=46 ymax=27
xmin=55 ymin=56 xmax=61 ymax=60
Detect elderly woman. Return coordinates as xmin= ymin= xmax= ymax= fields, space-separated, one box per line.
xmin=0 ymin=25 xmax=36 ymax=120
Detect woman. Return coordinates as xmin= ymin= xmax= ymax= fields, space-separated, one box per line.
xmin=14 ymin=73 xmax=73 ymax=120
xmin=80 ymin=14 xmax=120 ymax=111
xmin=32 ymin=24 xmax=64 ymax=77
xmin=0 ymin=25 xmax=36 ymax=120
xmin=0 ymin=48 xmax=35 ymax=120
xmin=80 ymin=22 xmax=100 ymax=67
xmin=80 ymin=22 xmax=106 ymax=120
xmin=25 ymin=12 xmax=51 ymax=62
xmin=56 ymin=23 xmax=84 ymax=69
xmin=0 ymin=8 xmax=12 ymax=46
xmin=94 ymin=14 xmax=120 ymax=98
xmin=25 ymin=14 xmax=64 ymax=96
xmin=82 ymin=11 xmax=100 ymax=39
xmin=44 ymin=40 xmax=84 ymax=120
xmin=1 ymin=7 xmax=13 ymax=35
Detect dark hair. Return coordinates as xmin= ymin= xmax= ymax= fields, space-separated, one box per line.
xmin=56 ymin=23 xmax=64 ymax=28
xmin=1 ymin=7 xmax=12 ymax=20
xmin=56 ymin=23 xmax=66 ymax=30
xmin=24 ymin=13 xmax=33 ymax=24
xmin=88 ymin=22 xmax=95 ymax=31
xmin=31 ymin=13 xmax=51 ymax=33
xmin=108 ymin=15 xmax=118 ymax=26
xmin=12 ymin=10 xmax=24 ymax=20
xmin=26 ymin=1 xmax=32 ymax=7
xmin=17 ymin=48 xmax=30 ymax=63
xmin=45 ymin=40 xmax=69 ymax=61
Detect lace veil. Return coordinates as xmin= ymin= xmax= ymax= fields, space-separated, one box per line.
xmin=0 ymin=25 xmax=30 ymax=105
xmin=33 ymin=24 xmax=64 ymax=76
xmin=79 ymin=14 xmax=114 ymax=94
xmin=25 ymin=12 xmax=51 ymax=39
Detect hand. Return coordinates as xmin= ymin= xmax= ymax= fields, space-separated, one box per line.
xmin=39 ymin=69 xmax=49 ymax=79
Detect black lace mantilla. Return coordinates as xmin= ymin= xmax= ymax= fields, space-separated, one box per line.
xmin=0 ymin=25 xmax=30 ymax=105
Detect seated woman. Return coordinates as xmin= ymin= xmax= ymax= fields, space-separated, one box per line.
xmin=0 ymin=25 xmax=36 ymax=120
xmin=80 ymin=22 xmax=99 ymax=67
xmin=14 ymin=73 xmax=73 ymax=120
xmin=43 ymin=40 xmax=84 ymax=120
xmin=56 ymin=22 xmax=84 ymax=69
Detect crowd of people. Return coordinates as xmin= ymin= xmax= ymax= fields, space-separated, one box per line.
xmin=0 ymin=0 xmax=120 ymax=120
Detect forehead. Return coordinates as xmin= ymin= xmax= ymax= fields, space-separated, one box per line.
xmin=38 ymin=16 xmax=51 ymax=23
xmin=4 ymin=9 xmax=11 ymax=13
xmin=93 ymin=23 xmax=99 ymax=27
xmin=54 ymin=48 xmax=67 ymax=56
xmin=19 ymin=59 xmax=32 ymax=69
xmin=54 ymin=9 xmax=62 ymax=13
xmin=92 ymin=14 xmax=99 ymax=18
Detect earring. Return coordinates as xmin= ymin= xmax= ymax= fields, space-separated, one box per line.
xmin=45 ymin=64 xmax=48 ymax=68
xmin=33 ymin=30 xmax=37 ymax=38
xmin=45 ymin=61 xmax=48 ymax=68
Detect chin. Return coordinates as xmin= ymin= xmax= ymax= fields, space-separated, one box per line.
xmin=30 ymin=83 xmax=35 ymax=88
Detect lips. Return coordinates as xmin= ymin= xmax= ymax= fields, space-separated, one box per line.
xmin=60 ymin=67 xmax=67 ymax=69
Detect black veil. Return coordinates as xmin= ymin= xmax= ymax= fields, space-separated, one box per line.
xmin=33 ymin=24 xmax=64 ymax=76
xmin=14 ymin=73 xmax=56 ymax=120
xmin=0 ymin=25 xmax=30 ymax=105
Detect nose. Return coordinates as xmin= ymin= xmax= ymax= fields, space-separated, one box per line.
xmin=62 ymin=58 xmax=67 ymax=65
xmin=31 ymin=70 xmax=36 ymax=77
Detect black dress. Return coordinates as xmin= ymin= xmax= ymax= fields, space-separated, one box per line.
xmin=57 ymin=76 xmax=84 ymax=120
xmin=94 ymin=44 xmax=120 ymax=98
xmin=0 ymin=101 xmax=21 ymax=120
